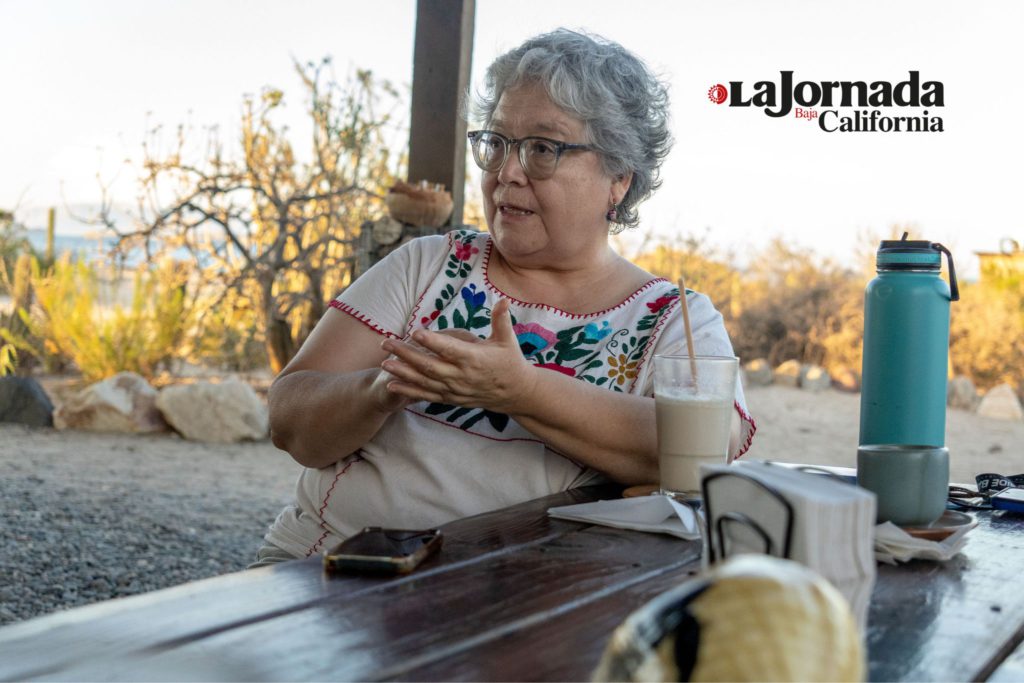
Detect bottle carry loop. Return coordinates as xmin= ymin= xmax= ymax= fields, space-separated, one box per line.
xmin=930 ymin=242 xmax=960 ymax=302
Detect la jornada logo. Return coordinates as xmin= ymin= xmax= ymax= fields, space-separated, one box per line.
xmin=708 ymin=71 xmax=944 ymax=133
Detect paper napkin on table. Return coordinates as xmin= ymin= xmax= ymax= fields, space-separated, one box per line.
xmin=873 ymin=519 xmax=977 ymax=564
xmin=547 ymin=495 xmax=702 ymax=540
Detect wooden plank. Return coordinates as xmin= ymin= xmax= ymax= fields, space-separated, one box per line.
xmin=9 ymin=488 xmax=1024 ymax=682
xmin=388 ymin=561 xmax=701 ymax=681
xmin=408 ymin=0 xmax=475 ymax=225
xmin=39 ymin=526 xmax=698 ymax=681
xmin=866 ymin=511 xmax=1024 ymax=682
xmin=0 ymin=485 xmax=620 ymax=681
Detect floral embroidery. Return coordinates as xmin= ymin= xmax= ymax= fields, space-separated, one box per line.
xmin=454 ymin=240 xmax=479 ymax=261
xmin=413 ymin=231 xmax=683 ymax=432
xmin=424 ymin=402 xmax=509 ymax=432
xmin=584 ymin=321 xmax=612 ymax=342
xmin=421 ymin=234 xmax=489 ymax=327
xmin=537 ymin=362 xmax=576 ymax=377
xmin=461 ymin=284 xmax=486 ymax=308
xmin=607 ymin=353 xmax=639 ymax=386
xmin=446 ymin=283 xmax=489 ymax=330
xmin=646 ymin=295 xmax=674 ymax=314
xmin=515 ymin=322 xmax=558 ymax=356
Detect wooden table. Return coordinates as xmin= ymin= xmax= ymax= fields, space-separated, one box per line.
xmin=1 ymin=484 xmax=1023 ymax=681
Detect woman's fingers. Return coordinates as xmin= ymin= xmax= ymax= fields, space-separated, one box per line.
xmin=384 ymin=380 xmax=446 ymax=404
xmin=381 ymin=358 xmax=450 ymax=394
xmin=382 ymin=338 xmax=458 ymax=380
xmin=408 ymin=327 xmax=465 ymax=360
xmin=489 ymin=298 xmax=515 ymax=344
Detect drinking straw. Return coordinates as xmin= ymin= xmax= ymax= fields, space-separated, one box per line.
xmin=678 ymin=277 xmax=698 ymax=382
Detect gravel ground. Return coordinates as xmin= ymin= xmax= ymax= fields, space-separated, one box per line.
xmin=0 ymin=424 xmax=302 ymax=626
xmin=3 ymin=384 xmax=1022 ymax=628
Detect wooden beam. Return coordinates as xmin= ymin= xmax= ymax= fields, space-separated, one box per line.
xmin=408 ymin=0 xmax=475 ymax=226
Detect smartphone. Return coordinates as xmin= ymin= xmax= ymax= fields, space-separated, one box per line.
xmin=323 ymin=527 xmax=443 ymax=575
xmin=992 ymin=488 xmax=1024 ymax=513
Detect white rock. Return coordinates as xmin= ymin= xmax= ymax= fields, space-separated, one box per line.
xmin=156 ymin=379 xmax=268 ymax=443
xmin=774 ymin=360 xmax=802 ymax=388
xmin=743 ymin=358 xmax=773 ymax=386
xmin=831 ymin=367 xmax=861 ymax=393
xmin=947 ymin=375 xmax=979 ymax=411
xmin=976 ymin=384 xmax=1024 ymax=421
xmin=799 ymin=364 xmax=831 ymax=392
xmin=54 ymin=372 xmax=167 ymax=433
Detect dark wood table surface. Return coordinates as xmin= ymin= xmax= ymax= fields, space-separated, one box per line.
xmin=2 ymin=484 xmax=1024 ymax=682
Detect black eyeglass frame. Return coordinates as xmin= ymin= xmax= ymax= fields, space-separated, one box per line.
xmin=466 ymin=130 xmax=595 ymax=179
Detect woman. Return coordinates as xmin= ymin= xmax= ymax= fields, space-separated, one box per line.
xmin=259 ymin=29 xmax=755 ymax=565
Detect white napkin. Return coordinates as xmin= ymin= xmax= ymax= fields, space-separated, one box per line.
xmin=547 ymin=495 xmax=702 ymax=540
xmin=873 ymin=519 xmax=977 ymax=564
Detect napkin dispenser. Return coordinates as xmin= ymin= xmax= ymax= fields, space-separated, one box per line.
xmin=700 ymin=461 xmax=877 ymax=627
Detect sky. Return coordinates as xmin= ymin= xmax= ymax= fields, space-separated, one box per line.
xmin=2 ymin=0 xmax=1022 ymax=276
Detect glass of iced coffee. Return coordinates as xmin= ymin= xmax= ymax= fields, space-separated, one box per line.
xmin=654 ymin=355 xmax=738 ymax=499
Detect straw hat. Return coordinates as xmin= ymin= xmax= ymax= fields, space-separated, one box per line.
xmin=593 ymin=555 xmax=863 ymax=682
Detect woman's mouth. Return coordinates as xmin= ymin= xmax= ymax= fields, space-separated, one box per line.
xmin=499 ymin=203 xmax=535 ymax=217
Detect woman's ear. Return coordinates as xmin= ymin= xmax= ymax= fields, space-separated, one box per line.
xmin=611 ymin=172 xmax=633 ymax=206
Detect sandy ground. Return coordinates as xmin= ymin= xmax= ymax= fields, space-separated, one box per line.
xmin=743 ymin=385 xmax=1024 ymax=482
xmin=3 ymin=383 xmax=1020 ymax=493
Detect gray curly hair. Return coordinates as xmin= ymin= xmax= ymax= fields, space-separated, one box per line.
xmin=468 ymin=29 xmax=672 ymax=231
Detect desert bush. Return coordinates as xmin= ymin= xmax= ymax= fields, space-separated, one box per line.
xmin=1 ymin=255 xmax=195 ymax=381
xmin=86 ymin=60 xmax=402 ymax=373
xmin=729 ymin=239 xmax=862 ymax=370
xmin=950 ymin=282 xmax=1024 ymax=392
xmin=630 ymin=233 xmax=741 ymax=321
xmin=629 ymin=235 xmax=865 ymax=370
xmin=191 ymin=284 xmax=268 ymax=371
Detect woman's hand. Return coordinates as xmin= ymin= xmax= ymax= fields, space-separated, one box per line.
xmin=379 ymin=298 xmax=536 ymax=413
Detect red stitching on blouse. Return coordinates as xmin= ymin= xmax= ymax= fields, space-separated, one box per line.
xmin=329 ymin=300 xmax=400 ymax=340
xmin=479 ymin=236 xmax=668 ymax=319
xmin=305 ymin=455 xmax=364 ymax=557
xmin=628 ymin=291 xmax=680 ymax=393
xmin=406 ymin=231 xmax=460 ymax=337
xmin=734 ymin=400 xmax=757 ymax=459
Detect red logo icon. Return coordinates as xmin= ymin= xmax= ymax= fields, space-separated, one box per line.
xmin=708 ymin=84 xmax=728 ymax=104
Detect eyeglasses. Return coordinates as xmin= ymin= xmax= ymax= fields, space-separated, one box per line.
xmin=467 ymin=130 xmax=594 ymax=180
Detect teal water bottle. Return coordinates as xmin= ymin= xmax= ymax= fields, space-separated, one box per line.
xmin=859 ymin=233 xmax=959 ymax=447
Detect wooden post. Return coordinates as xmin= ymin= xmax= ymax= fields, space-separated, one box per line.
xmin=46 ymin=207 xmax=55 ymax=264
xmin=408 ymin=0 xmax=475 ymax=227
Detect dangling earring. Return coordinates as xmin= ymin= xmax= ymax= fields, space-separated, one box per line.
xmin=606 ymin=202 xmax=618 ymax=222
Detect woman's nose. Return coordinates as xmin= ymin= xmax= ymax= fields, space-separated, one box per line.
xmin=496 ymin=146 xmax=529 ymax=185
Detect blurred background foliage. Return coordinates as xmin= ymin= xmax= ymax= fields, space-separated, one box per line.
xmin=1 ymin=61 xmax=1021 ymax=395
xmin=3 ymin=210 xmax=1022 ymax=394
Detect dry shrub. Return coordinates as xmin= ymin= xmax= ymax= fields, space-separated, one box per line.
xmin=950 ymin=282 xmax=1024 ymax=392
xmin=630 ymin=234 xmax=741 ymax=320
xmin=732 ymin=239 xmax=862 ymax=371
xmin=191 ymin=284 xmax=268 ymax=371
xmin=629 ymin=234 xmax=864 ymax=371
xmin=3 ymin=255 xmax=195 ymax=381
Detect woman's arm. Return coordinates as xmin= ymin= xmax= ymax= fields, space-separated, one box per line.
xmin=380 ymin=298 xmax=694 ymax=485
xmin=269 ymin=310 xmax=406 ymax=469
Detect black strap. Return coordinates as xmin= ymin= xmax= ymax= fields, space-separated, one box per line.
xmin=976 ymin=473 xmax=1024 ymax=497
xmin=950 ymin=473 xmax=1024 ymax=510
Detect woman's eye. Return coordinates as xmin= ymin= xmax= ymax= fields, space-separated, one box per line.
xmin=529 ymin=141 xmax=556 ymax=156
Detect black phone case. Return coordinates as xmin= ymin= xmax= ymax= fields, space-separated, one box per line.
xmin=323 ymin=528 xmax=443 ymax=575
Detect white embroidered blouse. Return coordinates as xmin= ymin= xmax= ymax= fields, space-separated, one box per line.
xmin=263 ymin=230 xmax=756 ymax=559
